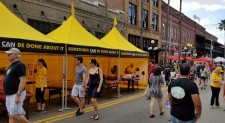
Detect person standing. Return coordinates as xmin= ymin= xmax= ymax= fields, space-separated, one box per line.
xmin=33 ymin=59 xmax=47 ymax=114
xmin=148 ymin=60 xmax=156 ymax=80
xmin=149 ymin=66 xmax=165 ymax=118
xmin=168 ymin=63 xmax=202 ymax=123
xmin=86 ymin=59 xmax=103 ymax=120
xmin=71 ymin=56 xmax=87 ymax=116
xmin=210 ymin=66 xmax=223 ymax=109
xmin=4 ymin=48 xmax=30 ymax=123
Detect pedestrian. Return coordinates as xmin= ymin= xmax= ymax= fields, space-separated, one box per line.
xmin=71 ymin=56 xmax=87 ymax=116
xmin=204 ymin=63 xmax=211 ymax=87
xmin=146 ymin=60 xmax=156 ymax=100
xmin=200 ymin=65 xmax=206 ymax=89
xmin=210 ymin=66 xmax=223 ymax=109
xmin=86 ymin=59 xmax=103 ymax=120
xmin=168 ymin=63 xmax=202 ymax=123
xmin=3 ymin=48 xmax=30 ymax=123
xmin=33 ymin=59 xmax=47 ymax=114
xmin=149 ymin=66 xmax=165 ymax=118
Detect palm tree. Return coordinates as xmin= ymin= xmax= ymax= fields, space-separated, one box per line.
xmin=218 ymin=19 xmax=225 ymax=57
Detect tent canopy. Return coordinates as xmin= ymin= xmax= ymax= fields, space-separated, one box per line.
xmin=47 ymin=16 xmax=118 ymax=56
xmin=0 ymin=2 xmax=64 ymax=54
xmin=100 ymin=26 xmax=148 ymax=58
xmin=193 ymin=56 xmax=211 ymax=62
xmin=0 ymin=2 xmax=59 ymax=43
xmin=214 ymin=57 xmax=225 ymax=63
xmin=101 ymin=27 xmax=144 ymax=52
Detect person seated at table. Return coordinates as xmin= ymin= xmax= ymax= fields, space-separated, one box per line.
xmin=124 ymin=63 xmax=135 ymax=92
xmin=86 ymin=59 xmax=103 ymax=120
xmin=33 ymin=59 xmax=47 ymax=114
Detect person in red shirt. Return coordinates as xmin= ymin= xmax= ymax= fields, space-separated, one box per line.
xmin=148 ymin=60 xmax=156 ymax=80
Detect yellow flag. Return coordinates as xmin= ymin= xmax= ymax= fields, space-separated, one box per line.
xmin=114 ymin=17 xmax=117 ymax=26
xmin=71 ymin=0 xmax=75 ymax=17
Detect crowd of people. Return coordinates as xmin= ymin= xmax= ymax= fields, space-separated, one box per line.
xmin=2 ymin=48 xmax=105 ymax=123
xmin=147 ymin=59 xmax=225 ymax=123
xmin=2 ymin=47 xmax=225 ymax=123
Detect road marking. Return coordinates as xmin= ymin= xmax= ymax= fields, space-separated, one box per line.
xmin=33 ymin=93 xmax=144 ymax=123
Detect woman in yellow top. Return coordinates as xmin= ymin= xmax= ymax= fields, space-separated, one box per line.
xmin=210 ymin=66 xmax=223 ymax=109
xmin=34 ymin=59 xmax=47 ymax=114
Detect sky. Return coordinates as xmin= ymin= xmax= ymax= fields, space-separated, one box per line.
xmin=163 ymin=0 xmax=225 ymax=44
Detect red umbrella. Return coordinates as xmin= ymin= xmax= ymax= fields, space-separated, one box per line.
xmin=193 ymin=56 xmax=210 ymax=62
xmin=185 ymin=57 xmax=193 ymax=61
xmin=169 ymin=56 xmax=184 ymax=60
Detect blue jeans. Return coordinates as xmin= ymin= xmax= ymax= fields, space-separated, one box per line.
xmin=171 ymin=116 xmax=195 ymax=123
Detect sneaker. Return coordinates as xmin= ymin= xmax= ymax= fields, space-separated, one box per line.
xmin=75 ymin=110 xmax=84 ymax=116
xmin=41 ymin=110 xmax=47 ymax=114
xmin=33 ymin=110 xmax=41 ymax=114
xmin=76 ymin=106 xmax=85 ymax=113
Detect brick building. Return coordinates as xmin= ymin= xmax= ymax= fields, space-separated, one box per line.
xmin=108 ymin=0 xmax=162 ymax=63
xmin=1 ymin=0 xmax=124 ymax=39
xmin=161 ymin=1 xmax=224 ymax=61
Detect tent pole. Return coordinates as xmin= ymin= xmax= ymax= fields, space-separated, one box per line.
xmin=65 ymin=52 xmax=71 ymax=110
xmin=58 ymin=54 xmax=65 ymax=112
xmin=116 ymin=50 xmax=121 ymax=98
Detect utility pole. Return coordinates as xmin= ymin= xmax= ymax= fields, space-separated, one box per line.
xmin=178 ymin=0 xmax=182 ymax=63
xmin=140 ymin=0 xmax=143 ymax=49
xmin=165 ymin=0 xmax=170 ymax=65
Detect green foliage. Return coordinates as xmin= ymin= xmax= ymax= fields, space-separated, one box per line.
xmin=218 ymin=19 xmax=225 ymax=31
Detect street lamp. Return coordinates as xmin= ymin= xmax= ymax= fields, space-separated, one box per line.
xmin=147 ymin=40 xmax=158 ymax=62
xmin=182 ymin=46 xmax=188 ymax=63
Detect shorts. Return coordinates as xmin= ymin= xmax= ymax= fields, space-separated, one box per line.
xmin=6 ymin=90 xmax=26 ymax=116
xmin=71 ymin=84 xmax=85 ymax=98
xmin=201 ymin=76 xmax=206 ymax=80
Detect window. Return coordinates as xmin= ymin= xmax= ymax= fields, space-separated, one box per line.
xmin=27 ymin=19 xmax=60 ymax=34
xmin=95 ymin=31 xmax=105 ymax=39
xmin=153 ymin=0 xmax=158 ymax=7
xmin=174 ymin=28 xmax=177 ymax=39
xmin=143 ymin=9 xmax=148 ymax=29
xmin=128 ymin=3 xmax=137 ymax=25
xmin=152 ymin=13 xmax=158 ymax=31
xmin=128 ymin=34 xmax=140 ymax=47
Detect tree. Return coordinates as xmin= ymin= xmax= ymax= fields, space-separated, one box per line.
xmin=218 ymin=19 xmax=225 ymax=31
xmin=218 ymin=19 xmax=225 ymax=57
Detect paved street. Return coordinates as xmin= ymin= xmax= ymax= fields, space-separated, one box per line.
xmin=31 ymin=84 xmax=225 ymax=123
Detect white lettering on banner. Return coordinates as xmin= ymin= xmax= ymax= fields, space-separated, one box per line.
xmin=90 ymin=49 xmax=96 ymax=53
xmin=1 ymin=41 xmax=15 ymax=47
xmin=26 ymin=43 xmax=42 ymax=49
xmin=43 ymin=45 xmax=59 ymax=50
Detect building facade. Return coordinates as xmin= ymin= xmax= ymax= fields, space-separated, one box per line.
xmin=1 ymin=0 xmax=124 ymax=39
xmin=161 ymin=1 xmax=223 ymax=60
xmin=108 ymin=0 xmax=162 ymax=63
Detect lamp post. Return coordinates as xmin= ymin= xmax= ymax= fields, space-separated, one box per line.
xmin=182 ymin=46 xmax=188 ymax=63
xmin=147 ymin=40 xmax=158 ymax=62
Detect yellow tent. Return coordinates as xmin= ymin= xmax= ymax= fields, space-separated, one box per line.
xmin=0 ymin=2 xmax=66 ymax=102
xmin=101 ymin=25 xmax=149 ymax=89
xmin=0 ymin=2 xmax=64 ymax=53
xmin=47 ymin=16 xmax=118 ymax=56
xmin=101 ymin=26 xmax=148 ymax=58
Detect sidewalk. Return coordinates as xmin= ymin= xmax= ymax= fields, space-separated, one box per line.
xmin=0 ymin=88 xmax=146 ymax=122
